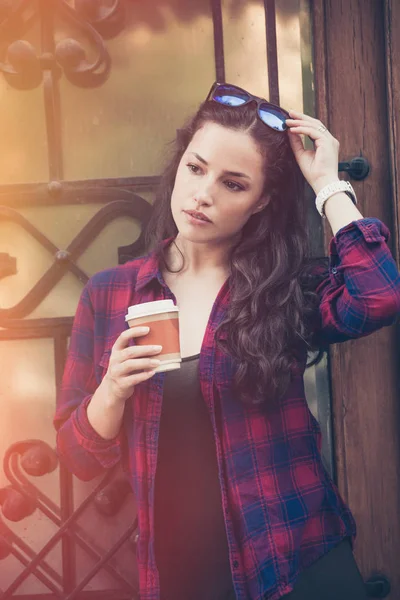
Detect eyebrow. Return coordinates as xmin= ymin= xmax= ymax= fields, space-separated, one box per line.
xmin=190 ymin=152 xmax=251 ymax=179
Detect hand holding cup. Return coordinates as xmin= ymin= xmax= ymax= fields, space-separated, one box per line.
xmin=125 ymin=300 xmax=181 ymax=372
xmin=102 ymin=326 xmax=162 ymax=404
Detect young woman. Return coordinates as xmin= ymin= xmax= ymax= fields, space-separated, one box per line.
xmin=55 ymin=83 xmax=400 ymax=600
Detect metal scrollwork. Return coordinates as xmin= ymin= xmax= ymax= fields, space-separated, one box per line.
xmin=0 ymin=194 xmax=151 ymax=321
xmin=0 ymin=253 xmax=17 ymax=280
xmin=0 ymin=440 xmax=139 ymax=598
xmin=0 ymin=0 xmax=124 ymax=89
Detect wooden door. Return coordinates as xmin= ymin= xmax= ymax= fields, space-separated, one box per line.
xmin=313 ymin=0 xmax=400 ymax=597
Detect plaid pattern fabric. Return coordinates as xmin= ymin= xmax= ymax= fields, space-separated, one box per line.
xmin=55 ymin=218 xmax=400 ymax=600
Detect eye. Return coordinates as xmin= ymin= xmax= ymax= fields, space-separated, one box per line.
xmin=187 ymin=163 xmax=201 ymax=174
xmin=225 ymin=180 xmax=245 ymax=192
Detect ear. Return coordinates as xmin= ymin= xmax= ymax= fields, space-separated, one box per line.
xmin=251 ymin=195 xmax=271 ymax=215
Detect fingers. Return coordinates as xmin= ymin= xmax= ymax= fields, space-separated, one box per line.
xmin=105 ymin=351 xmax=161 ymax=399
xmin=124 ymin=369 xmax=158 ymax=387
xmin=116 ymin=357 xmax=161 ymax=376
xmin=103 ymin=326 xmax=162 ymax=404
xmin=287 ymin=109 xmax=325 ymax=127
xmin=119 ymin=344 xmax=163 ymax=362
xmin=287 ymin=129 xmax=305 ymax=154
xmin=286 ymin=122 xmax=338 ymax=145
xmin=113 ymin=326 xmax=150 ymax=351
xmin=286 ymin=116 xmax=338 ymax=142
xmin=287 ymin=124 xmax=324 ymax=140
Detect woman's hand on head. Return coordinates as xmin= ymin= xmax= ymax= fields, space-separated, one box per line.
xmin=285 ymin=110 xmax=340 ymax=194
xmin=101 ymin=327 xmax=162 ymax=405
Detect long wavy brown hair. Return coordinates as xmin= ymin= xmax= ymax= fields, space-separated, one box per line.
xmin=145 ymin=99 xmax=327 ymax=405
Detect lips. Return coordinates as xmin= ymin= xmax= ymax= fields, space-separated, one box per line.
xmin=184 ymin=210 xmax=212 ymax=223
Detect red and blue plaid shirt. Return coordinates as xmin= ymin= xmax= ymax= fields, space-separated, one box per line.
xmin=55 ymin=218 xmax=400 ymax=600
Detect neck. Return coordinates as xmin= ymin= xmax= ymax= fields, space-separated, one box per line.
xmin=166 ymin=234 xmax=235 ymax=277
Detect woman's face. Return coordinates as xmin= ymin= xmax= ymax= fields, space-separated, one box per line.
xmin=170 ymin=122 xmax=268 ymax=245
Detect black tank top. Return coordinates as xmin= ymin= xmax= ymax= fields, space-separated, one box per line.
xmin=154 ymin=354 xmax=235 ymax=600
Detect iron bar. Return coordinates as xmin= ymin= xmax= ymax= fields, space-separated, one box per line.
xmin=0 ymin=520 xmax=63 ymax=585
xmin=0 ymin=259 xmax=88 ymax=320
xmin=0 ymin=470 xmax=116 ymax=598
xmin=0 ymin=318 xmax=73 ymax=339
xmin=54 ymin=333 xmax=76 ymax=593
xmin=0 ymin=525 xmax=63 ymax=595
xmin=39 ymin=0 xmax=63 ymax=181
xmin=264 ymin=0 xmax=280 ymax=104
xmin=0 ymin=206 xmax=89 ymax=285
xmin=0 ymin=253 xmax=17 ymax=279
xmin=0 ymin=176 xmax=161 ymax=205
xmin=63 ymin=519 xmax=139 ymax=600
xmin=3 ymin=449 xmax=135 ymax=592
xmin=211 ymin=0 xmax=225 ymax=82
xmin=0 ymin=198 xmax=151 ymax=320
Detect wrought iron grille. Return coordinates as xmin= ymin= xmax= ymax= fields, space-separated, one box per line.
xmin=0 ymin=1 xmax=296 ymax=597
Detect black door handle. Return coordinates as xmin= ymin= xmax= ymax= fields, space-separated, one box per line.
xmin=338 ymin=156 xmax=370 ymax=180
xmin=365 ymin=575 xmax=391 ymax=598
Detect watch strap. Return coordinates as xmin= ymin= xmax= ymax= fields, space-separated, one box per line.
xmin=315 ymin=180 xmax=357 ymax=218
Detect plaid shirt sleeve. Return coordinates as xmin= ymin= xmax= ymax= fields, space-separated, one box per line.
xmin=54 ymin=281 xmax=122 ymax=481
xmin=314 ymin=217 xmax=400 ymax=345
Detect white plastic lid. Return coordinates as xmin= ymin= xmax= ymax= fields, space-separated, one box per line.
xmin=125 ymin=299 xmax=178 ymax=321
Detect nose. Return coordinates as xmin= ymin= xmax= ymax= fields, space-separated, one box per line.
xmin=194 ymin=178 xmax=215 ymax=206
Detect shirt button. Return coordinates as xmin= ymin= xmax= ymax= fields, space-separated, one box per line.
xmin=331 ymin=267 xmax=338 ymax=274
xmin=233 ymin=560 xmax=239 ymax=569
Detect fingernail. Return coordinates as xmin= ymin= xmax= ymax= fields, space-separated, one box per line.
xmin=152 ymin=345 xmax=162 ymax=351
xmin=140 ymin=326 xmax=150 ymax=333
xmin=150 ymin=359 xmax=161 ymax=366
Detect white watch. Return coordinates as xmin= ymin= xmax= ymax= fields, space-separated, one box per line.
xmin=315 ymin=180 xmax=357 ymax=218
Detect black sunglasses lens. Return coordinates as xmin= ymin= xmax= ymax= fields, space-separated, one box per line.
xmin=212 ymin=84 xmax=249 ymax=107
xmin=259 ymin=103 xmax=288 ymax=131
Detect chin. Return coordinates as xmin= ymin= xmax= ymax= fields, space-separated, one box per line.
xmin=177 ymin=227 xmax=216 ymax=244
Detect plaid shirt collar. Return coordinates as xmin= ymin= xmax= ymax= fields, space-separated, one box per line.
xmin=136 ymin=238 xmax=175 ymax=292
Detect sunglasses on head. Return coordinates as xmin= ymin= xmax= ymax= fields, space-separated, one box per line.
xmin=206 ymin=82 xmax=289 ymax=132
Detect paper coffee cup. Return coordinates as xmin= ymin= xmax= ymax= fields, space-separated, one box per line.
xmin=125 ymin=300 xmax=181 ymax=373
